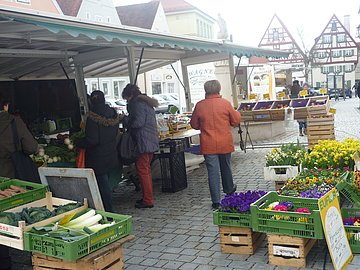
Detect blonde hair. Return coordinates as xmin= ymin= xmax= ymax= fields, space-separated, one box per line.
xmin=204 ymin=80 xmax=221 ymax=95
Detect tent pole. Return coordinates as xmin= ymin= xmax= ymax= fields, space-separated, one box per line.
xmin=180 ymin=61 xmax=192 ymax=111
xmin=74 ymin=64 xmax=88 ymax=122
xmin=228 ymin=53 xmax=238 ymax=108
xmin=134 ymin=48 xmax=144 ymax=85
xmin=126 ymin=46 xmax=136 ymax=84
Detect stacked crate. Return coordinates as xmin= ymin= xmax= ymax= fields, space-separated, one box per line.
xmin=307 ymin=114 xmax=335 ymax=148
xmin=238 ymin=102 xmax=256 ymax=122
xmin=213 ymin=211 xmax=265 ymax=255
xmin=307 ymin=96 xmax=330 ymax=117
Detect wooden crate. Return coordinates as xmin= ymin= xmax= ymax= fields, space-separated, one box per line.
xmin=239 ymin=111 xmax=253 ymax=122
xmin=307 ymin=96 xmax=330 ymax=117
xmin=268 ymin=234 xmax=317 ymax=268
xmin=0 ymin=192 xmax=87 ymax=250
xmin=32 ymin=236 xmax=134 ymax=270
xmin=219 ymin=226 xmax=265 ymax=255
xmin=307 ymin=114 xmax=335 ymax=148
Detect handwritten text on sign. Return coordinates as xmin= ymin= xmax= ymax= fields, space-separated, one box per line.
xmin=318 ymin=189 xmax=352 ymax=270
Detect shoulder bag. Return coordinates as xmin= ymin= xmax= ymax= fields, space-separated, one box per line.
xmin=117 ymin=129 xmax=138 ymax=165
xmin=10 ymin=119 xmax=41 ymax=183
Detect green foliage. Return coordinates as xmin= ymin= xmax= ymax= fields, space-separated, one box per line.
xmin=265 ymin=143 xmax=306 ymax=167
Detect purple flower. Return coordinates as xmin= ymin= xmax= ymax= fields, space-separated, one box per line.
xmin=219 ymin=190 xmax=266 ymax=213
xmin=343 ymin=218 xmax=355 ymax=226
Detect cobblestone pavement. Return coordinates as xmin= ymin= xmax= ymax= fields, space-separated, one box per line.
xmin=12 ymin=97 xmax=360 ymax=270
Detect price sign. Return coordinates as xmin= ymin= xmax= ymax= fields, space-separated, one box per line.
xmin=263 ymin=93 xmax=270 ymax=99
xmin=249 ymin=93 xmax=257 ymax=100
xmin=277 ymin=92 xmax=285 ymax=98
xmin=299 ymin=90 xmax=308 ymax=97
xmin=320 ymin=88 xmax=327 ymax=94
xmin=318 ymin=189 xmax=352 ymax=270
xmin=329 ymin=108 xmax=336 ymax=114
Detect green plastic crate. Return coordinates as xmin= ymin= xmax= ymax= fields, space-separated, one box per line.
xmin=336 ymin=181 xmax=360 ymax=207
xmin=24 ymin=210 xmax=132 ymax=261
xmin=341 ymin=208 xmax=360 ymax=253
xmin=0 ymin=179 xmax=48 ymax=211
xmin=213 ymin=210 xmax=251 ymax=228
xmin=0 ymin=177 xmax=11 ymax=183
xmin=250 ymin=191 xmax=324 ymax=239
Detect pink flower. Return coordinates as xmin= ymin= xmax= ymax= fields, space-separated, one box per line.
xmin=274 ymin=205 xmax=288 ymax=211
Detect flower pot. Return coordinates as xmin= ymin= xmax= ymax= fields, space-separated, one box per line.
xmin=264 ymin=165 xmax=299 ymax=181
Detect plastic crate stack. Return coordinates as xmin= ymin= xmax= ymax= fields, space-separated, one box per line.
xmin=158 ymin=139 xmax=188 ymax=192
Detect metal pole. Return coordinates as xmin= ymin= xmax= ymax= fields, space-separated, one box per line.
xmin=126 ymin=47 xmax=136 ymax=84
xmin=228 ymin=53 xmax=238 ymax=108
xmin=134 ymin=48 xmax=144 ymax=85
xmin=74 ymin=64 xmax=88 ymax=122
xmin=180 ymin=61 xmax=192 ymax=111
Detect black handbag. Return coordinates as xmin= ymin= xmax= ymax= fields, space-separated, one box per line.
xmin=10 ymin=119 xmax=41 ymax=183
xmin=117 ymin=129 xmax=138 ymax=165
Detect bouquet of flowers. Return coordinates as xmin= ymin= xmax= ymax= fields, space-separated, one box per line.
xmin=219 ymin=191 xmax=266 ymax=213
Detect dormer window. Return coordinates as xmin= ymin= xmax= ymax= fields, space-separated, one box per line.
xmin=16 ymin=0 xmax=30 ymax=3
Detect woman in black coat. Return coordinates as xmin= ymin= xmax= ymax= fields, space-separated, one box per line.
xmin=80 ymin=91 xmax=120 ymax=212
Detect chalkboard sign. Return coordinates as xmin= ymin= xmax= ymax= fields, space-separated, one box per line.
xmin=38 ymin=167 xmax=104 ymax=210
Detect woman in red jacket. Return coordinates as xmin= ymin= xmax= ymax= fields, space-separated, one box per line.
xmin=190 ymin=80 xmax=241 ymax=209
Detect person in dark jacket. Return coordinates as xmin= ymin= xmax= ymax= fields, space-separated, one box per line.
xmin=80 ymin=91 xmax=120 ymax=212
xmin=0 ymin=92 xmax=38 ymax=270
xmin=122 ymin=84 xmax=159 ymax=209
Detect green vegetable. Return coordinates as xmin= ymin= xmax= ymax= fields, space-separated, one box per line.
xmin=55 ymin=203 xmax=83 ymax=215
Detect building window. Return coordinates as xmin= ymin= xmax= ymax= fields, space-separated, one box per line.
xmin=16 ymin=0 xmax=30 ymax=4
xmin=344 ymin=65 xmax=354 ymax=72
xmin=113 ymin=80 xmax=126 ymax=99
xmin=86 ymin=13 xmax=90 ymax=19
xmin=167 ymin=83 xmax=175 ymax=93
xmin=91 ymin=82 xmax=99 ymax=92
xmin=344 ymin=49 xmax=354 ymax=57
xmin=107 ymin=17 xmax=111 ymax=23
xmin=332 ymin=50 xmax=342 ymax=58
xmin=321 ymin=66 xmax=330 ymax=74
xmin=196 ymin=19 xmax=200 ymax=35
xmin=337 ymin=34 xmax=346 ymax=43
xmin=322 ymin=35 xmax=332 ymax=44
xmin=272 ymin=29 xmax=279 ymax=41
xmin=102 ymin=81 xmax=109 ymax=96
xmin=317 ymin=51 xmax=328 ymax=59
xmin=334 ymin=65 xmax=342 ymax=73
xmin=95 ymin=15 xmax=103 ymax=22
xmin=152 ymin=82 xmax=161 ymax=95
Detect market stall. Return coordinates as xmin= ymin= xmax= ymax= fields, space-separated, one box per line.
xmin=213 ymin=139 xmax=360 ymax=269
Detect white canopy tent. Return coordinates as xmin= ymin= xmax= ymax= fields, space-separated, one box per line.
xmin=0 ymin=7 xmax=288 ymax=112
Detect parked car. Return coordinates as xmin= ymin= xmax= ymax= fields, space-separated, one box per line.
xmin=155 ymin=93 xmax=180 ymax=107
xmin=105 ymin=98 xmax=127 ymax=114
xmin=308 ymin=87 xmax=322 ymax=96
xmin=328 ymin=88 xmax=352 ymax=99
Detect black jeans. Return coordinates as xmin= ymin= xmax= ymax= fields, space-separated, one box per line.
xmin=95 ymin=173 xmax=113 ymax=212
xmin=0 ymin=245 xmax=11 ymax=269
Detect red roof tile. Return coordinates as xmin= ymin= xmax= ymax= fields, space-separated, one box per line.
xmin=116 ymin=2 xmax=160 ymax=29
xmin=56 ymin=0 xmax=83 ymax=17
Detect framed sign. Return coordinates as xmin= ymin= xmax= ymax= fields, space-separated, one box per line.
xmin=318 ymin=189 xmax=352 ymax=270
xmin=320 ymin=88 xmax=327 ymax=95
xmin=38 ymin=167 xmax=104 ymax=210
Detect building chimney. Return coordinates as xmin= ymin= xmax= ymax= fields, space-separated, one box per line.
xmin=344 ymin=15 xmax=350 ymax=32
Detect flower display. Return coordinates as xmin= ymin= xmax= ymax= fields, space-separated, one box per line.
xmin=219 ymin=191 xmax=266 ymax=213
xmin=265 ymin=143 xmax=306 ymax=168
xmin=280 ymin=168 xmax=349 ymax=197
xmin=303 ymin=138 xmax=360 ymax=170
xmin=264 ymin=201 xmax=310 ymax=214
